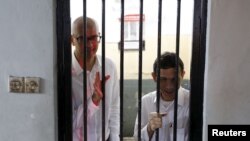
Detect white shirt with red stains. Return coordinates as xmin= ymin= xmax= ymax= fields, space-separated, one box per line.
xmin=72 ymin=53 xmax=120 ymax=141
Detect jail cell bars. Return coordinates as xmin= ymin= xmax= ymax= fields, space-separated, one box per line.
xmin=81 ymin=0 xmax=182 ymax=141
xmin=56 ymin=0 xmax=208 ymax=141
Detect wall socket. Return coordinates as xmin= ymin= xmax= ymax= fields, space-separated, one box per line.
xmin=25 ymin=77 xmax=40 ymax=93
xmin=9 ymin=76 xmax=24 ymax=93
xmin=9 ymin=76 xmax=40 ymax=93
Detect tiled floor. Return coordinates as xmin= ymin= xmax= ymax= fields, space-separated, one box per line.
xmin=123 ymin=137 xmax=135 ymax=141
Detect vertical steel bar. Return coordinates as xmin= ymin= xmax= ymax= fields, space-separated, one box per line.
xmin=189 ymin=0 xmax=207 ymax=140
xmin=173 ymin=0 xmax=182 ymax=141
xmin=56 ymin=0 xmax=72 ymax=140
xmin=156 ymin=0 xmax=162 ymax=140
xmin=137 ymin=0 xmax=144 ymax=140
xmin=82 ymin=0 xmax=87 ymax=141
xmin=120 ymin=0 xmax=124 ymax=140
xmin=101 ymin=0 xmax=106 ymax=141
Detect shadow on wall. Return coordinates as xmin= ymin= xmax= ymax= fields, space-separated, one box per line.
xmin=123 ymin=79 xmax=190 ymax=136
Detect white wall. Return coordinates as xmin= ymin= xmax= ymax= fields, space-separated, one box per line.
xmin=0 ymin=0 xmax=56 ymax=141
xmin=204 ymin=0 xmax=250 ymax=140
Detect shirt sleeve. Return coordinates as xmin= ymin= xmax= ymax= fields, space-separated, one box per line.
xmin=184 ymin=107 xmax=189 ymax=141
xmin=73 ymin=99 xmax=100 ymax=129
xmin=133 ymin=116 xmax=151 ymax=141
xmin=133 ymin=96 xmax=153 ymax=141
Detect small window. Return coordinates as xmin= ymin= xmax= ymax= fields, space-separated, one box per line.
xmin=119 ymin=14 xmax=145 ymax=50
xmin=123 ymin=14 xmax=145 ymax=41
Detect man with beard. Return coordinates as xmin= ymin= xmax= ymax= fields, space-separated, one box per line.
xmin=71 ymin=16 xmax=120 ymax=141
xmin=134 ymin=52 xmax=189 ymax=141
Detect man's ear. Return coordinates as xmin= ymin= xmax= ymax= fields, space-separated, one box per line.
xmin=181 ymin=70 xmax=185 ymax=78
xmin=151 ymin=72 xmax=157 ymax=82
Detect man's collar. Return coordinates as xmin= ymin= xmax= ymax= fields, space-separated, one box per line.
xmin=72 ymin=51 xmax=82 ymax=76
xmin=72 ymin=50 xmax=102 ymax=76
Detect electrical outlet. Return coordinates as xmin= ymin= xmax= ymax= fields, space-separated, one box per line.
xmin=9 ymin=76 xmax=24 ymax=93
xmin=25 ymin=77 xmax=40 ymax=93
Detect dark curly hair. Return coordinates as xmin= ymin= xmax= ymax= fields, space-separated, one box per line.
xmin=153 ymin=52 xmax=184 ymax=73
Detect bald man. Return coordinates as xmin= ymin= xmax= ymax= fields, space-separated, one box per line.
xmin=71 ymin=16 xmax=120 ymax=141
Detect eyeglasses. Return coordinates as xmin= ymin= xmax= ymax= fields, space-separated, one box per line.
xmin=75 ymin=34 xmax=102 ymax=44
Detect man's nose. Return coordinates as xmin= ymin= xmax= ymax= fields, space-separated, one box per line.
xmin=86 ymin=41 xmax=93 ymax=48
xmin=165 ymin=80 xmax=176 ymax=88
